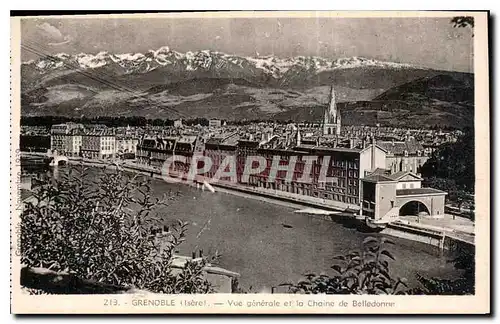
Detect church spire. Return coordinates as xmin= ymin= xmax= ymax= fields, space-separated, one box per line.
xmin=328 ymin=85 xmax=337 ymax=123
xmin=296 ymin=127 xmax=302 ymax=147
xmin=323 ymin=85 xmax=341 ymax=136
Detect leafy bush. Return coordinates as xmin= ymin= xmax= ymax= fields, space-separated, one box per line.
xmin=282 ymin=236 xmax=475 ymax=295
xmin=21 ymin=165 xmax=213 ymax=294
xmin=281 ymin=237 xmax=408 ymax=294
xmin=413 ymin=244 xmax=475 ymax=295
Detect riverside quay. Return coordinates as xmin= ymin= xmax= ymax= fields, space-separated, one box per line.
xmin=137 ymin=135 xmax=446 ymax=227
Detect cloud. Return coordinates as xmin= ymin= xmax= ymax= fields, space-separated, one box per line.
xmin=48 ymin=35 xmax=72 ymax=46
xmin=37 ymin=22 xmax=72 ymax=46
xmin=37 ymin=22 xmax=63 ymax=39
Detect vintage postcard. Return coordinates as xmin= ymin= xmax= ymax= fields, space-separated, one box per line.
xmin=10 ymin=11 xmax=490 ymax=314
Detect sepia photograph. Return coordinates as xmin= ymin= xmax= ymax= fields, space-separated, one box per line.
xmin=9 ymin=11 xmax=490 ymax=314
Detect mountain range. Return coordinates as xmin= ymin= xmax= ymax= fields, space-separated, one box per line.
xmin=21 ymin=46 xmax=474 ymax=129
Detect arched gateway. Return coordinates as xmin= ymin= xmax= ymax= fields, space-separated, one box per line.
xmin=361 ymin=170 xmax=447 ymax=224
xmin=398 ymin=200 xmax=431 ymax=217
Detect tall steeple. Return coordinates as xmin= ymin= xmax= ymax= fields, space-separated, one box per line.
xmin=328 ymin=85 xmax=337 ymax=122
xmin=323 ymin=85 xmax=341 ymax=136
xmin=296 ymin=127 xmax=302 ymax=147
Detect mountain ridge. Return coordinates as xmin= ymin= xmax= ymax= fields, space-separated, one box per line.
xmin=21 ymin=46 xmax=474 ymax=129
xmin=22 ymin=45 xmax=421 ymax=76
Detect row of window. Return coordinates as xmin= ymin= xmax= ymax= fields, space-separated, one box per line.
xmin=261 ymin=181 xmax=359 ymax=205
xmin=257 ymin=155 xmax=359 ymax=169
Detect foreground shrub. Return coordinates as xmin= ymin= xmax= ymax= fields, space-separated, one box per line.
xmin=21 ymin=165 xmax=213 ymax=294
xmin=413 ymin=244 xmax=475 ymax=295
xmin=281 ymin=237 xmax=408 ymax=294
xmin=282 ymin=236 xmax=475 ymax=295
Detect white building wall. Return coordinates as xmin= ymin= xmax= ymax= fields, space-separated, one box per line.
xmin=99 ymin=136 xmax=116 ymax=158
xmin=397 ymin=181 xmax=422 ymax=190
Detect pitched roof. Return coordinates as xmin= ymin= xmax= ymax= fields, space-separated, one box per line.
xmin=177 ymin=135 xmax=197 ymax=144
xmin=83 ymin=129 xmax=115 ymax=136
xmin=396 ymin=188 xmax=446 ymax=196
xmin=388 ymin=171 xmax=423 ymax=181
xmin=296 ymin=145 xmax=362 ymax=153
xmin=362 ymin=174 xmax=397 ymax=182
xmin=371 ymin=168 xmax=390 ymax=175
xmin=377 ymin=140 xmax=424 ymax=155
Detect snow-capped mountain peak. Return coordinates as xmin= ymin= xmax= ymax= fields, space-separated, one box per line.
xmin=22 ymin=46 xmax=418 ymax=79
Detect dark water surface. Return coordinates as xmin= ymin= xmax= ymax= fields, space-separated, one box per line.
xmin=31 ymin=161 xmax=462 ymax=292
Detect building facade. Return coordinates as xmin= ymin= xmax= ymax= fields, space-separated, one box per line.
xmin=134 ymin=129 xmax=446 ymax=222
xmin=174 ymin=119 xmax=183 ymax=128
xmin=50 ymin=123 xmax=84 ymax=156
xmin=209 ymin=119 xmax=222 ymax=128
xmin=200 ymin=139 xmax=387 ymax=210
xmin=116 ymin=136 xmax=139 ymax=157
xmin=377 ymin=139 xmax=429 ymax=174
xmin=361 ymin=170 xmax=446 ymax=224
xmin=81 ymin=130 xmax=116 ymax=159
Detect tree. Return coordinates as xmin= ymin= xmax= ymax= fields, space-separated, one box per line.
xmin=281 ymin=237 xmax=408 ymax=295
xmin=451 ymin=16 xmax=475 ymax=29
xmin=20 ymin=166 xmax=214 ymax=294
xmin=420 ymin=127 xmax=474 ymax=193
xmin=451 ymin=16 xmax=474 ymax=37
xmin=423 ymin=177 xmax=471 ymax=212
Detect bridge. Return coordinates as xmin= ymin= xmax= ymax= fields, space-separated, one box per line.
xmin=46 ymin=149 xmax=69 ymax=166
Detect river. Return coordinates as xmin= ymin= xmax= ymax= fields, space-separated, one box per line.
xmin=23 ymin=160 xmax=462 ymax=292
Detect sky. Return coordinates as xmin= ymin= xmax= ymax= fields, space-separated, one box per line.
xmin=20 ymin=15 xmax=474 ymax=72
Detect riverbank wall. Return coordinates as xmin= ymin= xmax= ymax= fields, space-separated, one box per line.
xmin=381 ymin=222 xmax=474 ymax=256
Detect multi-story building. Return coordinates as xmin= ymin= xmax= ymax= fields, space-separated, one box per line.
xmin=377 ymin=138 xmax=429 ymax=174
xmin=20 ymin=135 xmax=51 ymax=153
xmin=136 ymin=136 xmax=177 ymax=168
xmin=115 ymin=136 xmax=139 ymax=157
xmin=81 ymin=130 xmax=116 ymax=159
xmin=136 ymin=135 xmax=198 ymax=177
xmin=200 ymin=135 xmax=386 ymax=210
xmin=174 ymin=119 xmax=183 ymax=128
xmin=50 ymin=123 xmax=84 ymax=156
xmin=209 ymin=119 xmax=222 ymax=128
xmin=67 ymin=134 xmax=82 ymax=157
